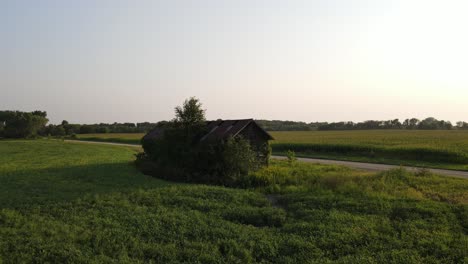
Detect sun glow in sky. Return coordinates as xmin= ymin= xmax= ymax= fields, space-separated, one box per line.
xmin=1 ymin=0 xmax=467 ymax=124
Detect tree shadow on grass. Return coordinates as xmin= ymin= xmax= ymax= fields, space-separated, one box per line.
xmin=0 ymin=161 xmax=173 ymax=209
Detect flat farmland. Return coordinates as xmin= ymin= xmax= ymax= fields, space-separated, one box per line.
xmin=77 ymin=133 xmax=144 ymax=144
xmin=272 ymin=130 xmax=468 ymax=170
xmin=76 ymin=130 xmax=468 ymax=170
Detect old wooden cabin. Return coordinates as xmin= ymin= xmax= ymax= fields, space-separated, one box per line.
xmin=143 ymin=119 xmax=274 ymax=164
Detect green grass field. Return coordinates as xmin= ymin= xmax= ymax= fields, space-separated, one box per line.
xmin=1 ymin=139 xmax=467 ymax=263
xmin=0 ymin=140 xmax=168 ymax=208
xmin=77 ymin=130 xmax=468 ymax=170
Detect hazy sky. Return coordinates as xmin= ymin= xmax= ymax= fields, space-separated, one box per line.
xmin=2 ymin=0 xmax=467 ymax=124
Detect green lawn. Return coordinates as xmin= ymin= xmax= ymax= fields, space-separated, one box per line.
xmin=1 ymin=140 xmax=466 ymax=263
xmin=0 ymin=139 xmax=168 ymax=208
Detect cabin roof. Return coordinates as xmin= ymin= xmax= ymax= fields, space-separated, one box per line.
xmin=142 ymin=119 xmax=273 ymax=142
xmin=201 ymin=119 xmax=273 ymax=142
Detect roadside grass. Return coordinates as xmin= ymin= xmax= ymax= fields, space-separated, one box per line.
xmin=0 ymin=140 xmax=467 ymax=263
xmin=75 ymin=130 xmax=468 ymax=170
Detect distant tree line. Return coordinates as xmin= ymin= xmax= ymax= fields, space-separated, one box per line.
xmin=42 ymin=121 xmax=162 ymax=136
xmin=256 ymin=118 xmax=468 ymax=131
xmin=2 ymin=110 xmax=468 ymax=139
xmin=317 ymin=117 xmax=465 ymax=131
xmin=0 ymin=110 xmax=164 ymax=138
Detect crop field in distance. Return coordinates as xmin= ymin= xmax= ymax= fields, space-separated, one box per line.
xmin=76 ymin=133 xmax=144 ymax=145
xmin=272 ymin=130 xmax=468 ymax=170
xmin=0 ymin=139 xmax=467 ymax=263
xmin=77 ymin=130 xmax=468 ymax=170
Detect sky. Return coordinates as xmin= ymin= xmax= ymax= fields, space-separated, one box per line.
xmin=1 ymin=0 xmax=468 ymax=124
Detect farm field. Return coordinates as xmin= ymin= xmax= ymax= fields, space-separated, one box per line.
xmin=0 ymin=139 xmax=467 ymax=263
xmin=77 ymin=130 xmax=468 ymax=170
xmin=272 ymin=130 xmax=468 ymax=170
xmin=76 ymin=133 xmax=144 ymax=145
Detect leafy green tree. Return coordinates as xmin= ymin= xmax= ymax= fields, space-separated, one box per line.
xmin=53 ymin=125 xmax=66 ymax=136
xmin=60 ymin=120 xmax=74 ymax=135
xmin=408 ymin=118 xmax=420 ymax=129
xmin=457 ymin=121 xmax=468 ymax=129
xmin=174 ymin=97 xmax=206 ymax=129
xmin=0 ymin=111 xmax=48 ymax=138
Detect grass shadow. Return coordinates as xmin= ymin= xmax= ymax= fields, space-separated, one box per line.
xmin=0 ymin=161 xmax=173 ymax=209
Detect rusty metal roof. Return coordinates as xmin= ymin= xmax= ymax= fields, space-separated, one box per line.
xmin=201 ymin=119 xmax=272 ymax=142
xmin=143 ymin=119 xmax=273 ymax=142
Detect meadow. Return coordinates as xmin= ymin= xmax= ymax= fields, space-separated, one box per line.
xmin=0 ymin=139 xmax=467 ymax=263
xmin=77 ymin=130 xmax=468 ymax=170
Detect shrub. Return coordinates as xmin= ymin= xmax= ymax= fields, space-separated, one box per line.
xmin=286 ymin=150 xmax=297 ymax=165
xmin=216 ymin=136 xmax=261 ymax=186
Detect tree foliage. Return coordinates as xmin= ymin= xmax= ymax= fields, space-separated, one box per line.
xmin=0 ymin=111 xmax=48 ymax=138
xmin=174 ymin=97 xmax=206 ymax=129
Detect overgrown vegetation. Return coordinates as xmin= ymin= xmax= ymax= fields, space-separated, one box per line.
xmin=138 ymin=98 xmax=264 ymax=187
xmin=0 ymin=140 xmax=467 ymax=263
